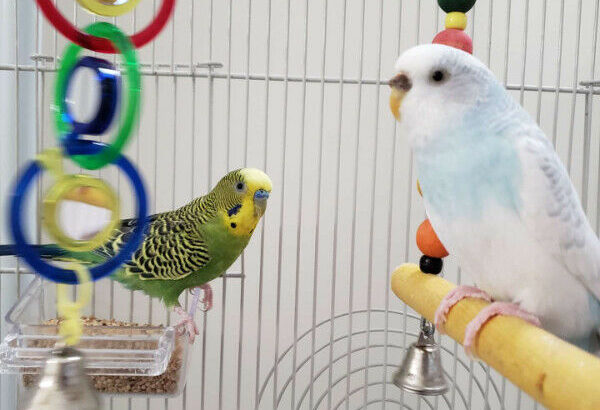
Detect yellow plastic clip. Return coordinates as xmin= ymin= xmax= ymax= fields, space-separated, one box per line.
xmin=56 ymin=263 xmax=92 ymax=346
xmin=37 ymin=148 xmax=65 ymax=180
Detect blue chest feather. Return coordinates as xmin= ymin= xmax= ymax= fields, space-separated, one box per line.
xmin=416 ymin=112 xmax=522 ymax=220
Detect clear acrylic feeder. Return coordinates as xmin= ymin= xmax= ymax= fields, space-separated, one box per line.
xmin=0 ymin=277 xmax=189 ymax=397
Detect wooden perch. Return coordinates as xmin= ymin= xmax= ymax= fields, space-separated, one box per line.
xmin=391 ymin=263 xmax=600 ymax=410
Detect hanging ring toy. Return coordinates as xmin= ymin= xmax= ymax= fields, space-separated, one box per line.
xmin=43 ymin=175 xmax=120 ymax=252
xmin=61 ymin=56 xmax=121 ymax=136
xmin=36 ymin=0 xmax=175 ymax=53
xmin=54 ymin=22 xmax=140 ymax=170
xmin=10 ymin=141 xmax=148 ymax=284
xmin=39 ymin=149 xmax=121 ymax=253
xmin=76 ymin=0 xmax=143 ymax=17
xmin=56 ymin=263 xmax=92 ymax=346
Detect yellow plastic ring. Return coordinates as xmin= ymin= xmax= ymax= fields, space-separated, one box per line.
xmin=445 ymin=12 xmax=467 ymax=30
xmin=42 ymin=174 xmax=120 ymax=252
xmin=76 ymin=0 xmax=143 ymax=17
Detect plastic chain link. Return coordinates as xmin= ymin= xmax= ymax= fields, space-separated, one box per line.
xmin=36 ymin=0 xmax=175 ymax=53
xmin=10 ymin=140 xmax=148 ymax=284
xmin=55 ymin=22 xmax=140 ymax=170
xmin=61 ymin=56 xmax=121 ymax=136
xmin=56 ymin=263 xmax=92 ymax=345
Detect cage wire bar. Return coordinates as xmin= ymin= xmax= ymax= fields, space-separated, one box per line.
xmin=1 ymin=0 xmax=600 ymax=409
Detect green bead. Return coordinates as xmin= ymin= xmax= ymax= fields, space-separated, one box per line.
xmin=437 ymin=0 xmax=476 ymax=13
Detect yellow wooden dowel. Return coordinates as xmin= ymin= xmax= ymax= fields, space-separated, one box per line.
xmin=391 ymin=263 xmax=600 ymax=410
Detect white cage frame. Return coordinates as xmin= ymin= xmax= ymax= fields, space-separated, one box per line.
xmin=1 ymin=1 xmax=600 ymax=409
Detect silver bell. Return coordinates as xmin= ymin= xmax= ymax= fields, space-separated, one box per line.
xmin=393 ymin=318 xmax=449 ymax=396
xmin=24 ymin=346 xmax=100 ymax=410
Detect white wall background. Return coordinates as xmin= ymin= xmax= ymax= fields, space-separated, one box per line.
xmin=1 ymin=0 xmax=600 ymax=409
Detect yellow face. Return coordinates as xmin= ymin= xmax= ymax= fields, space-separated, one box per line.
xmin=219 ymin=168 xmax=272 ymax=237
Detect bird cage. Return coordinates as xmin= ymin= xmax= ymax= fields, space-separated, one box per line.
xmin=1 ymin=0 xmax=600 ymax=409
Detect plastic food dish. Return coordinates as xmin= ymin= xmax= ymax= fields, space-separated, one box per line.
xmin=0 ymin=277 xmax=189 ymax=397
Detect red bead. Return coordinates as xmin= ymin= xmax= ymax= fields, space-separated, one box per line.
xmin=432 ymin=29 xmax=473 ymax=54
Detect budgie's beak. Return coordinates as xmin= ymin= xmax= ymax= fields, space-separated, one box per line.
xmin=254 ymin=189 xmax=270 ymax=217
xmin=389 ymin=72 xmax=411 ymax=121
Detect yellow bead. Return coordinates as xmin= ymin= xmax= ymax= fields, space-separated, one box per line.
xmin=445 ymin=12 xmax=467 ymax=30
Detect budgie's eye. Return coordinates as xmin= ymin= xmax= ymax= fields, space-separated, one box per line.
xmin=430 ymin=69 xmax=448 ymax=84
xmin=235 ymin=182 xmax=246 ymax=192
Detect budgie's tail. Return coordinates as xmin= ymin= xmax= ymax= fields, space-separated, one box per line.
xmin=568 ymin=330 xmax=600 ymax=354
xmin=0 ymin=244 xmax=68 ymax=259
xmin=0 ymin=245 xmax=16 ymax=256
xmin=593 ymin=329 xmax=600 ymax=357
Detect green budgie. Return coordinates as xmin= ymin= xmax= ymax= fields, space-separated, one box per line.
xmin=0 ymin=168 xmax=272 ymax=342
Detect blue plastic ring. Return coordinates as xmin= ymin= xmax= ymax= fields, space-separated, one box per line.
xmin=62 ymin=56 xmax=120 ymax=136
xmin=10 ymin=141 xmax=148 ymax=284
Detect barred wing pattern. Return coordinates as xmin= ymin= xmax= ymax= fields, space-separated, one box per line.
xmin=96 ymin=212 xmax=210 ymax=281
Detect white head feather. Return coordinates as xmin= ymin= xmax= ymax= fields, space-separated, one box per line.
xmin=391 ymin=44 xmax=499 ymax=149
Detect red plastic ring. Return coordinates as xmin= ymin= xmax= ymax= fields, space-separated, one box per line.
xmin=36 ymin=0 xmax=176 ymax=53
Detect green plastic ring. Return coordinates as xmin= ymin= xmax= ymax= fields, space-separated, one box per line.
xmin=54 ymin=22 xmax=141 ymax=170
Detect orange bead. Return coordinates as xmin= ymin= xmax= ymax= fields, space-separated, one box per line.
xmin=416 ymin=219 xmax=449 ymax=258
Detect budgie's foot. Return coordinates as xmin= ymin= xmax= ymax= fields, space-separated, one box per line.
xmin=463 ymin=302 xmax=541 ymax=358
xmin=191 ymin=284 xmax=213 ymax=312
xmin=434 ymin=285 xmax=492 ymax=334
xmin=174 ymin=306 xmax=200 ymax=344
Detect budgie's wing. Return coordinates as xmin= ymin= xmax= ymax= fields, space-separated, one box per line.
xmin=517 ymin=130 xmax=600 ymax=302
xmin=99 ymin=215 xmax=210 ymax=281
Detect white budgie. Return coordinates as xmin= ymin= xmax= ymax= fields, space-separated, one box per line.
xmin=390 ymin=43 xmax=600 ymax=354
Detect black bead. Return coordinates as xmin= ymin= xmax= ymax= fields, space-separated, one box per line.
xmin=420 ymin=255 xmax=443 ymax=275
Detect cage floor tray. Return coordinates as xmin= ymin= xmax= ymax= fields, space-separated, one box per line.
xmin=0 ymin=277 xmax=189 ymax=396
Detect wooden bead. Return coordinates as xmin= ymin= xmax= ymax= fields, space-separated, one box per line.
xmin=433 ymin=29 xmax=473 ymax=54
xmin=416 ymin=219 xmax=449 ymax=258
xmin=437 ymin=0 xmax=476 ymax=13
xmin=419 ymin=255 xmax=443 ymax=274
xmin=445 ymin=12 xmax=467 ymax=30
